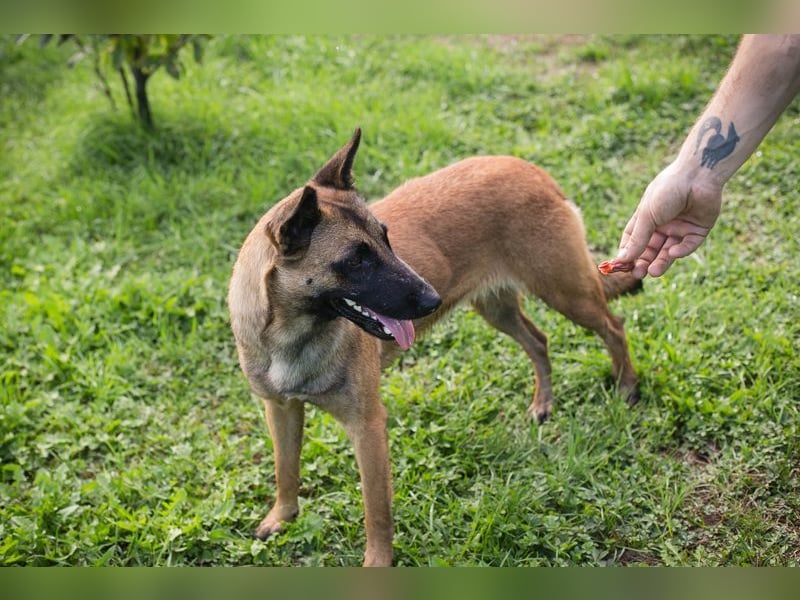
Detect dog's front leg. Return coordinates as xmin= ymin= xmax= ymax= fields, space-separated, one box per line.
xmin=350 ymin=403 xmax=394 ymax=567
xmin=255 ymin=397 xmax=305 ymax=540
xmin=332 ymin=395 xmax=394 ymax=567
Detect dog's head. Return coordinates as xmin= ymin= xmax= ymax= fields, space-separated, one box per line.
xmin=263 ymin=128 xmax=441 ymax=349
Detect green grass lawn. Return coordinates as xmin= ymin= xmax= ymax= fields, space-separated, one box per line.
xmin=2 ymin=34 xmax=799 ymax=566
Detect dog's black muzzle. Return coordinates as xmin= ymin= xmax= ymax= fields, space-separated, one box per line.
xmin=361 ymin=265 xmax=441 ymax=321
xmin=325 ymin=262 xmax=441 ymax=349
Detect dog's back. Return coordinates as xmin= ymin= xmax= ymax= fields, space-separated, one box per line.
xmin=371 ymin=155 xmax=639 ymax=322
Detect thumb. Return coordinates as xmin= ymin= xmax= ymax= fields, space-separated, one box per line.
xmin=616 ymin=210 xmax=655 ymax=263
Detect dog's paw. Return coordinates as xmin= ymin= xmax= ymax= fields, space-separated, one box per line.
xmin=362 ymin=551 xmax=393 ymax=567
xmin=526 ymin=401 xmax=551 ymax=424
xmin=624 ymin=385 xmax=641 ymax=407
xmin=253 ymin=520 xmax=282 ymax=540
xmin=254 ymin=506 xmax=298 ymax=540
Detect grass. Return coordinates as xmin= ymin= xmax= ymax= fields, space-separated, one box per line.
xmin=1 ymin=34 xmax=799 ymax=566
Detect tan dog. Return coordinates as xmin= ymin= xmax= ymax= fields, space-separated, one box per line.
xmin=228 ymin=128 xmax=641 ymax=566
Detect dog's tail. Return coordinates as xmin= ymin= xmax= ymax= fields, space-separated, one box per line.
xmin=601 ymin=272 xmax=643 ymax=301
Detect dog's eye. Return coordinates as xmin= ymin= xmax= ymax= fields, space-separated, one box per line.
xmin=346 ymin=243 xmax=370 ymax=269
xmin=347 ymin=254 xmax=363 ymax=268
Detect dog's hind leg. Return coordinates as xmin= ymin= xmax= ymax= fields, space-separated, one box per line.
xmin=255 ymin=397 xmax=305 ymax=540
xmin=539 ymin=286 xmax=640 ymax=407
xmin=472 ymin=289 xmax=555 ymax=423
xmin=579 ymin=307 xmax=640 ymax=406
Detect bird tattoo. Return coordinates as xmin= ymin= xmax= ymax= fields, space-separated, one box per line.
xmin=694 ymin=117 xmax=740 ymax=169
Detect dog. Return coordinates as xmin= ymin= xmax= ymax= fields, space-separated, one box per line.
xmin=228 ymin=128 xmax=641 ymax=566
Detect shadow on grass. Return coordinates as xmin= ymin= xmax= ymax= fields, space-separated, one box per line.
xmin=66 ymin=112 xmax=331 ymax=196
xmin=69 ymin=113 xmax=269 ymax=175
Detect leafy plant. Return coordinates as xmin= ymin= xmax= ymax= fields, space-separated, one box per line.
xmin=19 ymin=34 xmax=210 ymax=130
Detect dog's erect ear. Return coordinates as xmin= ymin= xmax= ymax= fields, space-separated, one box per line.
xmin=266 ymin=186 xmax=321 ymax=258
xmin=312 ymin=128 xmax=361 ymax=190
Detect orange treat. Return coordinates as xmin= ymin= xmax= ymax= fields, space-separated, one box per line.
xmin=598 ymin=259 xmax=634 ymax=275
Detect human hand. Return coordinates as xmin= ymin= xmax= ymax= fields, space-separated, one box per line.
xmin=615 ymin=164 xmax=723 ymax=278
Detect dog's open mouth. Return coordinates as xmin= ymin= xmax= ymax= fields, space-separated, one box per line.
xmin=332 ymin=298 xmax=416 ymax=350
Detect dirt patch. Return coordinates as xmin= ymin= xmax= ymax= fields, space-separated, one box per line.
xmin=617 ymin=548 xmax=661 ymax=566
xmin=433 ymin=34 xmax=597 ymax=75
xmin=480 ymin=34 xmax=592 ymax=52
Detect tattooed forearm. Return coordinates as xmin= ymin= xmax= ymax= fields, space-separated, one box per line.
xmin=694 ymin=116 xmax=740 ymax=169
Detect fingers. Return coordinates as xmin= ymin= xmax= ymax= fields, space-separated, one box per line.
xmin=645 ymin=232 xmax=706 ymax=277
xmin=629 ymin=230 xmax=667 ymax=278
xmin=632 ymin=259 xmax=650 ymax=280
xmin=646 ymin=242 xmax=679 ymax=277
xmin=647 ymin=229 xmax=709 ymax=277
xmin=668 ymin=233 xmax=707 ymax=259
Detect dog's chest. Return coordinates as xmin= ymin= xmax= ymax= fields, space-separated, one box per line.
xmin=268 ymin=352 xmax=328 ymax=396
xmin=264 ymin=325 xmax=348 ymax=400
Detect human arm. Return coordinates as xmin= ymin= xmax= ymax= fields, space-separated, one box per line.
xmin=615 ymin=34 xmax=800 ymax=278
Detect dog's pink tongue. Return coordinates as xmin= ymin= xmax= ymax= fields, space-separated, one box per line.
xmin=368 ymin=310 xmax=416 ymax=350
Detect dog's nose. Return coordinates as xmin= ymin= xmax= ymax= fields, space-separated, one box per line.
xmin=414 ymin=287 xmax=441 ymax=316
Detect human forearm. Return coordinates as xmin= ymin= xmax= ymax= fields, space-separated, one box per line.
xmin=672 ymin=34 xmax=800 ymax=188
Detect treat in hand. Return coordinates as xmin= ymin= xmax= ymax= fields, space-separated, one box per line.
xmin=598 ymin=259 xmax=634 ymax=275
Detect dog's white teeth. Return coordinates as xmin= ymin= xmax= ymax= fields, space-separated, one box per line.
xmin=343 ymin=298 xmax=382 ymax=327
xmin=382 ymin=326 xmax=392 ymax=336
